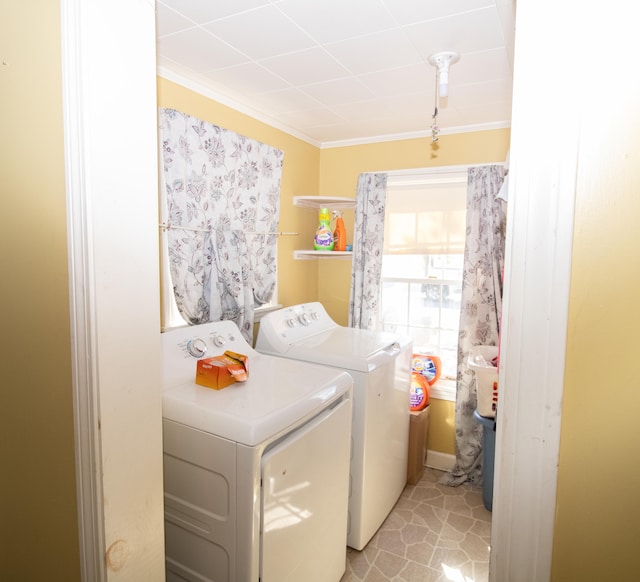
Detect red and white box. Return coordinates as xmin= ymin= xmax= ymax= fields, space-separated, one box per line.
xmin=195 ymin=351 xmax=248 ymax=390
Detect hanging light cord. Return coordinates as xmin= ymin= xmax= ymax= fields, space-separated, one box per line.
xmin=431 ymin=68 xmax=440 ymax=142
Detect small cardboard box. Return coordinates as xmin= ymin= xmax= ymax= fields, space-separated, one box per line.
xmin=407 ymin=405 xmax=430 ymax=485
xmin=195 ymin=351 xmax=248 ymax=390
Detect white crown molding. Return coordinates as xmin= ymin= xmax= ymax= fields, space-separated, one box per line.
xmin=157 ymin=66 xmax=323 ymax=148
xmin=157 ymin=66 xmax=511 ymax=151
xmin=319 ymin=121 xmax=511 ymax=149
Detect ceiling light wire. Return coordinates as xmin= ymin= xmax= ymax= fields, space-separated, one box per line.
xmin=431 ymin=68 xmax=440 ymax=142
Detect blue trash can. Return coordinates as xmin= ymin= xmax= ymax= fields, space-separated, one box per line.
xmin=473 ymin=409 xmax=496 ymax=511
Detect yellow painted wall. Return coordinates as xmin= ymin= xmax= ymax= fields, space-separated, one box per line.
xmin=0 ymin=2 xmax=80 ymax=579
xmin=551 ymin=52 xmax=640 ymax=580
xmin=319 ymin=129 xmax=510 ymax=199
xmin=426 ymin=398 xmax=456 ymax=456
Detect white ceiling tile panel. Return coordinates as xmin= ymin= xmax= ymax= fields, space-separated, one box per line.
xmin=300 ymin=78 xmax=376 ymax=108
xmin=157 ymin=28 xmax=249 ymax=72
xmin=155 ymin=3 xmax=195 ymax=36
xmin=357 ymin=63 xmax=435 ymax=98
xmin=330 ymin=100 xmax=396 ymax=122
xmin=450 ymin=100 xmax=513 ymax=126
xmin=202 ymin=62 xmax=291 ymax=95
xmin=250 ymin=88 xmax=324 ymax=115
xmin=448 ymin=78 xmax=513 ymax=108
xmin=203 ymin=5 xmax=317 ymax=60
xmin=452 ymin=48 xmax=512 ymax=85
xmin=156 ymin=0 xmax=516 ymax=145
xmin=157 ymin=0 xmax=272 ymax=26
xmin=324 ymin=28 xmax=424 ymax=75
xmin=276 ymin=0 xmax=397 ymax=44
xmin=403 ymin=8 xmax=507 ymax=61
xmin=380 ymin=0 xmax=498 ymax=25
xmin=259 ymin=47 xmax=352 ymax=86
xmin=380 ymin=92 xmax=434 ymax=118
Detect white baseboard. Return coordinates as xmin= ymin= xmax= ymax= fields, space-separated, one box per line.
xmin=425 ymin=449 xmax=456 ymax=472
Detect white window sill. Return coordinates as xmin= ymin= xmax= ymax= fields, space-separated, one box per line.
xmin=430 ymin=378 xmax=456 ymax=402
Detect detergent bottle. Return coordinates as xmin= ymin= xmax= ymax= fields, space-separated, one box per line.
xmin=313 ymin=207 xmax=334 ymax=251
xmin=332 ymin=210 xmax=347 ymax=251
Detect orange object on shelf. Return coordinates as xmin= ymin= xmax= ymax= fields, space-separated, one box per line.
xmin=409 ymin=372 xmax=430 ymax=411
xmin=411 ymin=354 xmax=442 ymax=386
xmin=332 ymin=210 xmax=347 ymax=251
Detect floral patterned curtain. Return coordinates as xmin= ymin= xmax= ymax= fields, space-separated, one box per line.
xmin=442 ymin=164 xmax=507 ymax=486
xmin=348 ymin=173 xmax=388 ymax=330
xmin=159 ymin=108 xmax=283 ymax=341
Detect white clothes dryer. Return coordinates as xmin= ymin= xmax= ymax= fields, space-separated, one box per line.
xmin=256 ymin=302 xmax=412 ymax=550
xmin=161 ymin=320 xmax=353 ymax=582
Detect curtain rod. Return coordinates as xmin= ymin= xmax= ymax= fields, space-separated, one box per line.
xmin=159 ymin=223 xmax=298 ymax=236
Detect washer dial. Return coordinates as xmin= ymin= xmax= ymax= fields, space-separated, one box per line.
xmin=186 ymin=338 xmax=207 ymax=358
xmin=212 ymin=334 xmax=226 ymax=348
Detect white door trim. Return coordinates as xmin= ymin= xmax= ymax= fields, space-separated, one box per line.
xmin=61 ymin=1 xmax=106 ymax=578
xmin=490 ymin=0 xmax=579 ymax=579
xmin=62 ymin=1 xmax=164 ymax=580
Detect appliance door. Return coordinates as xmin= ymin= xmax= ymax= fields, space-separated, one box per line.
xmin=348 ymin=337 xmax=412 ymax=550
xmin=260 ymin=398 xmax=351 ymax=582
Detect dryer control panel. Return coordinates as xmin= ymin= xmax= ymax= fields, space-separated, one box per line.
xmin=161 ymin=320 xmax=256 ymax=389
xmin=256 ymin=302 xmax=337 ymax=351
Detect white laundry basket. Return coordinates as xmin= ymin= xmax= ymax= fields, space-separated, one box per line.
xmin=468 ymin=345 xmax=499 ymax=418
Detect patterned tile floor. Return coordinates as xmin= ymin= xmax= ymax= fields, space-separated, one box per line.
xmin=340 ymin=467 xmax=491 ymax=582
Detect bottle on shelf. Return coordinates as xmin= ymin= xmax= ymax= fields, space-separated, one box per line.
xmin=313 ymin=207 xmax=334 ymax=251
xmin=332 ymin=210 xmax=347 ymax=251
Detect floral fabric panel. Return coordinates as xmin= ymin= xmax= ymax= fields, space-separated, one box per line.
xmin=349 ymin=172 xmax=387 ymax=330
xmin=159 ymin=108 xmax=284 ymax=340
xmin=442 ymin=164 xmax=506 ymax=487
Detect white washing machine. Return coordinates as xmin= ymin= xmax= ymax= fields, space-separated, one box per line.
xmin=161 ymin=320 xmax=353 ymax=582
xmin=256 ymin=302 xmax=412 ymax=550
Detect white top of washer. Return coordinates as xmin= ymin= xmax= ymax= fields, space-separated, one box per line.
xmin=256 ymin=302 xmax=412 ymax=372
xmin=161 ymin=320 xmax=352 ymax=446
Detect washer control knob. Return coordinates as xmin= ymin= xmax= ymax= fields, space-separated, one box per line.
xmin=310 ymin=311 xmax=319 ymax=320
xmin=298 ymin=313 xmax=310 ymax=326
xmin=186 ymin=338 xmax=207 ymax=358
xmin=287 ymin=318 xmax=298 ymax=327
xmin=212 ymin=334 xmax=226 ymax=348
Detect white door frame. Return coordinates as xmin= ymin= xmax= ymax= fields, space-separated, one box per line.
xmin=62 ymin=0 xmax=164 ymax=579
xmin=61 ymin=0 xmax=106 ymax=575
xmin=490 ymin=0 xmax=579 ymax=579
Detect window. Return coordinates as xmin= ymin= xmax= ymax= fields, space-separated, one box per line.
xmin=379 ymin=170 xmax=467 ymax=383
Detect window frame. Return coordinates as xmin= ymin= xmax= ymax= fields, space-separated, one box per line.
xmin=379 ymin=167 xmax=469 ymax=401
